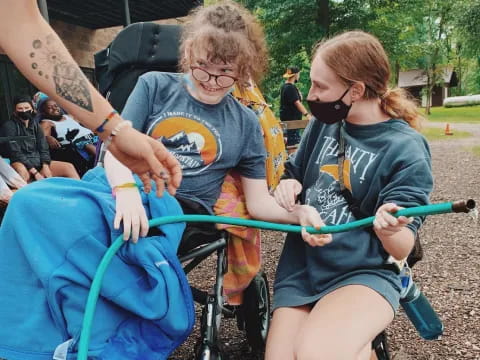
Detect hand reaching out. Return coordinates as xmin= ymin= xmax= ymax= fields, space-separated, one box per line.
xmin=293 ymin=204 xmax=332 ymax=247
xmin=273 ymin=179 xmax=303 ymax=211
xmin=109 ymin=127 xmax=182 ymax=197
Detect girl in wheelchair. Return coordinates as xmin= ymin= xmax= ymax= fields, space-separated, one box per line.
xmin=267 ymin=31 xmax=433 ymax=360
xmin=105 ymin=0 xmax=327 ymax=243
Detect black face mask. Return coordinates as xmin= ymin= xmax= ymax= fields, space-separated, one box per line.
xmin=307 ymin=87 xmax=352 ymax=124
xmin=16 ymin=110 xmax=33 ymax=121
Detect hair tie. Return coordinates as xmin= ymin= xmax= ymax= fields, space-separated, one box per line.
xmin=381 ymin=89 xmax=391 ymax=100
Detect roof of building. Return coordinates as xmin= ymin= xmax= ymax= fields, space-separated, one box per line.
xmin=46 ymin=0 xmax=202 ymax=29
xmin=398 ymin=67 xmax=457 ymax=88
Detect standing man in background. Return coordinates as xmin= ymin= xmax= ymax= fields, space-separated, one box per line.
xmin=279 ymin=66 xmax=310 ymax=146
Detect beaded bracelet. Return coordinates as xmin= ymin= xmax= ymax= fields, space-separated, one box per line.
xmin=112 ymin=182 xmax=138 ymax=197
xmin=102 ymin=120 xmax=133 ymax=151
xmin=95 ymin=110 xmax=118 ymax=134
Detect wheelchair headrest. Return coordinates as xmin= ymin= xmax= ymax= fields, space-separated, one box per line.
xmin=94 ymin=22 xmax=182 ymax=100
xmin=95 ymin=22 xmax=181 ymax=77
xmin=113 ymin=22 xmax=180 ymax=72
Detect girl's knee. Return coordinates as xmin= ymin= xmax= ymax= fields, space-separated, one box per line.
xmin=66 ymin=163 xmax=79 ymax=178
xmin=54 ymin=161 xmax=79 ymax=179
xmin=294 ymin=338 xmax=366 ymax=360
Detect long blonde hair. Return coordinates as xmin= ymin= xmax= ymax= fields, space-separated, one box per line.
xmin=313 ymin=31 xmax=424 ymax=130
xmin=179 ymin=0 xmax=268 ymax=90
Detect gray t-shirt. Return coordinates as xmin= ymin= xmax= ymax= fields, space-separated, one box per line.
xmin=122 ymin=72 xmax=266 ymax=209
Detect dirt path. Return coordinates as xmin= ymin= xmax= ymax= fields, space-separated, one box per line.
xmin=171 ymin=122 xmax=480 ymax=360
xmin=387 ymin=122 xmax=480 ymax=360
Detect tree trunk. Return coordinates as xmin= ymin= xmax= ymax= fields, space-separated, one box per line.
xmin=394 ymin=60 xmax=400 ymax=86
xmin=425 ymin=72 xmax=432 ymax=115
xmin=316 ymin=0 xmax=330 ymax=36
xmin=457 ymin=53 xmax=462 ymax=95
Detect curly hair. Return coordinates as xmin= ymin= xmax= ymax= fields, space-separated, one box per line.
xmin=179 ymin=0 xmax=268 ymax=90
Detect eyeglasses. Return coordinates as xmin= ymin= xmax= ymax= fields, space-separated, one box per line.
xmin=190 ymin=66 xmax=237 ymax=88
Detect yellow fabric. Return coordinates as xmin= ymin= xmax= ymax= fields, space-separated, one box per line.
xmin=212 ymin=84 xmax=286 ymax=305
xmin=214 ymin=172 xmax=260 ymax=305
xmin=232 ymin=84 xmax=286 ymax=190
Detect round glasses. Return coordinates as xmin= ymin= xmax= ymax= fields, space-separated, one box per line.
xmin=190 ymin=66 xmax=237 ymax=88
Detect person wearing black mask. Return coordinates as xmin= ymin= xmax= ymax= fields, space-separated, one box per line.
xmin=279 ymin=66 xmax=311 ymax=146
xmin=267 ymin=31 xmax=433 ymax=360
xmin=0 ymin=96 xmax=79 ymax=182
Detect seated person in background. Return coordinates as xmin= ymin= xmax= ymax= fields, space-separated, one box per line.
xmin=0 ymin=96 xmax=80 ymax=182
xmin=0 ymin=156 xmax=27 ymax=202
xmin=36 ymin=93 xmax=98 ymax=158
xmin=0 ymin=156 xmax=27 ymax=223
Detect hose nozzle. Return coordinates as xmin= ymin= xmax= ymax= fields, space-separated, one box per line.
xmin=452 ymin=199 xmax=476 ymax=213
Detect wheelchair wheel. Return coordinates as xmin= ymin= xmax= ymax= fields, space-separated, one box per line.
xmin=195 ymin=296 xmax=225 ymax=360
xmin=242 ymin=271 xmax=270 ymax=351
xmin=372 ymin=331 xmax=391 ymax=360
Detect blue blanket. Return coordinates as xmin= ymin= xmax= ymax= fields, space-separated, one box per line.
xmin=0 ymin=167 xmax=194 ymax=360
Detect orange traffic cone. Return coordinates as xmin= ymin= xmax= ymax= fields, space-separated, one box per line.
xmin=444 ymin=123 xmax=453 ymax=136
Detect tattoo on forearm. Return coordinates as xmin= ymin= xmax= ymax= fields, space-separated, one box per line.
xmin=30 ymin=34 xmax=93 ymax=112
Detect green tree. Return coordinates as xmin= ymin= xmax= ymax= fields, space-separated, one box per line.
xmin=452 ymin=0 xmax=480 ymax=94
xmin=240 ymin=0 xmax=330 ymax=111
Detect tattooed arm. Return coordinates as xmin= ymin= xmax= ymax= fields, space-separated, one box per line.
xmin=0 ymin=0 xmax=181 ymax=196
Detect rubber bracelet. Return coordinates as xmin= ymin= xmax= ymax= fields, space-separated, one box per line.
xmin=112 ymin=182 xmax=138 ymax=198
xmin=95 ymin=110 xmax=118 ymax=134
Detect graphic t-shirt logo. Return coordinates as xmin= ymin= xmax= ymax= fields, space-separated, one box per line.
xmin=148 ymin=116 xmax=222 ymax=175
xmin=306 ymin=160 xmax=353 ymax=224
xmin=306 ymin=134 xmax=379 ymax=225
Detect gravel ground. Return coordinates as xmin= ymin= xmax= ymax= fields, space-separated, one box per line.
xmin=170 ymin=121 xmax=480 ymax=360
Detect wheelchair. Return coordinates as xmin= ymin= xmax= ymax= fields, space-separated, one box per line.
xmin=94 ymin=22 xmax=271 ymax=359
xmin=174 ymin=197 xmax=270 ymax=358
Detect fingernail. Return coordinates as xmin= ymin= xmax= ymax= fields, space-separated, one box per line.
xmin=159 ymin=171 xmax=169 ymax=180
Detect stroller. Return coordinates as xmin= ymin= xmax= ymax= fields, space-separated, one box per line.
xmin=94 ymin=22 xmax=274 ymax=358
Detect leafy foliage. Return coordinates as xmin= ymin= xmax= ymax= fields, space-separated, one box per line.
xmin=215 ymin=0 xmax=480 ymax=109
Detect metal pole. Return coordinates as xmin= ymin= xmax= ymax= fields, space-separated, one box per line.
xmin=37 ymin=0 xmax=50 ymax=23
xmin=122 ymin=0 xmax=131 ymax=27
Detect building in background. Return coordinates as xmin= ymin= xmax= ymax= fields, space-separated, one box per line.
xmin=398 ymin=67 xmax=458 ymax=107
xmin=0 ymin=0 xmax=202 ymax=125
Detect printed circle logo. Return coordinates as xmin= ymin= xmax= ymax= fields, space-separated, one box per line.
xmin=149 ymin=117 xmax=221 ymax=174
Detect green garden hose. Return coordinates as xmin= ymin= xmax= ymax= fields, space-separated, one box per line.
xmin=77 ymin=199 xmax=475 ymax=359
